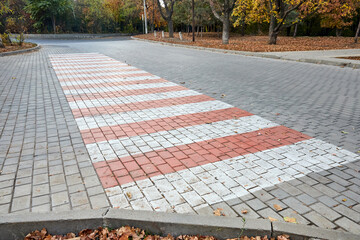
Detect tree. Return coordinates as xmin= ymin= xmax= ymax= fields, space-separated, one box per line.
xmin=156 ymin=0 xmax=178 ymax=37
xmin=25 ymin=0 xmax=72 ymax=33
xmin=318 ymin=0 xmax=359 ymax=37
xmin=0 ymin=1 xmax=11 ymax=48
xmin=208 ymin=0 xmax=236 ymax=44
xmin=355 ymin=19 xmax=360 ymax=43
xmin=233 ymin=0 xmax=324 ymax=44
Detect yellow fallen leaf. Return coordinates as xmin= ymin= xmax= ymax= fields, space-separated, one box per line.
xmin=273 ymin=204 xmax=283 ymax=211
xmin=284 ymin=217 xmax=297 ymax=223
xmin=268 ymin=217 xmax=277 ymax=222
xmin=126 ymin=192 xmax=132 ymax=199
xmin=342 ymin=198 xmax=347 ymax=202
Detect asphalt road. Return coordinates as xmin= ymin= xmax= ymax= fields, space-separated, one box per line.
xmin=32 ymin=37 xmax=360 ymax=153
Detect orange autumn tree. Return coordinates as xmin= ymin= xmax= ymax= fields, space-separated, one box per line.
xmin=318 ymin=0 xmax=360 ymax=36
xmin=233 ymin=0 xmax=325 ymax=44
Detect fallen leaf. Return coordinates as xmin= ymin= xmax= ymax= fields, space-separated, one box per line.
xmin=284 ymin=217 xmax=297 ymax=223
xmin=268 ymin=217 xmax=277 ymax=222
xmin=241 ymin=210 xmax=248 ymax=214
xmin=213 ymin=208 xmax=224 ymax=216
xmin=342 ymin=198 xmax=347 ymax=202
xmin=341 ymin=131 xmax=348 ymax=134
xmin=273 ymin=204 xmax=283 ymax=211
xmin=126 ymin=192 xmax=132 ymax=199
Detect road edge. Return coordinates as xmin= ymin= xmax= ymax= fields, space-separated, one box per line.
xmin=0 ymin=44 xmax=40 ymax=57
xmin=0 ymin=209 xmax=358 ymax=240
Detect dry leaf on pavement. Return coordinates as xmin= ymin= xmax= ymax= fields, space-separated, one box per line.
xmin=268 ymin=217 xmax=277 ymax=222
xmin=273 ymin=204 xmax=283 ymax=211
xmin=284 ymin=217 xmax=297 ymax=223
xmin=213 ymin=208 xmax=225 ymax=216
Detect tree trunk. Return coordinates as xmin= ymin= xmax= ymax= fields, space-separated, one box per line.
xmin=355 ymin=20 xmax=360 ymax=43
xmin=269 ymin=31 xmax=278 ymax=45
xmin=336 ymin=28 xmax=342 ymax=37
xmin=168 ymin=19 xmax=174 ymax=38
xmin=52 ymin=15 xmax=56 ymax=34
xmin=269 ymin=14 xmax=276 ymax=44
xmin=293 ymin=23 xmax=298 ymax=38
xmin=222 ymin=13 xmax=230 ymax=44
xmin=0 ymin=37 xmax=5 ymax=48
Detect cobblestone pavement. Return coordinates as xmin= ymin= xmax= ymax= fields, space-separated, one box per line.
xmin=0 ymin=42 xmax=359 ymax=235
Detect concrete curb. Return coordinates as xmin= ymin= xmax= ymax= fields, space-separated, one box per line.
xmin=15 ymin=33 xmax=132 ymax=40
xmin=131 ymin=37 xmax=360 ymax=69
xmin=0 ymin=44 xmax=40 ymax=57
xmin=0 ymin=209 xmax=358 ymax=240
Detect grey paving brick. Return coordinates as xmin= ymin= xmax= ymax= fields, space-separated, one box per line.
xmin=70 ymin=191 xmax=89 ymax=207
xmin=232 ymin=203 xmax=260 ymax=219
xmin=310 ymin=202 xmax=342 ymax=221
xmin=11 ymin=195 xmax=31 ymax=212
xmin=297 ymin=184 xmax=323 ymax=198
xmin=247 ymin=198 xmax=267 ymax=211
xmin=89 ymin=194 xmax=109 ymax=209
xmin=296 ymin=193 xmax=317 ymax=206
xmin=304 ymin=211 xmax=336 ymax=229
xmin=313 ymin=184 xmax=339 ymax=198
xmin=317 ymin=195 xmax=338 ymax=207
xmin=333 ymin=205 xmax=360 ymax=222
xmin=32 ymin=195 xmax=50 ymax=207
xmin=51 ymin=191 xmax=70 ymax=207
xmin=212 ymin=202 xmax=238 ymax=217
xmin=335 ymin=217 xmax=360 ymax=235
xmin=279 ymin=208 xmax=310 ymax=225
xmin=283 ymin=197 xmax=311 ymax=214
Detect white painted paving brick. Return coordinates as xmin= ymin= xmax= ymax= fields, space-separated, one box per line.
xmin=69 ymin=90 xmax=201 ymax=109
xmin=77 ymin=100 xmax=233 ymax=130
xmin=64 ymin=82 xmax=178 ymax=95
xmin=60 ymin=75 xmax=161 ymax=87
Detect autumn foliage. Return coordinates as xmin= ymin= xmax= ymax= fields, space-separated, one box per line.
xmin=24 ymin=226 xmax=290 ymax=240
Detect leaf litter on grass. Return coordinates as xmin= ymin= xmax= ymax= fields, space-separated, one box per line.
xmin=24 ymin=226 xmax=291 ymax=240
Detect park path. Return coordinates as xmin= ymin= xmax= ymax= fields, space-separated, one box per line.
xmin=47 ymin=53 xmax=360 ymax=234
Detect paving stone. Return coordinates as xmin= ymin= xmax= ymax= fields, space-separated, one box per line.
xmin=257 ymin=207 xmax=283 ymax=221
xmin=51 ymin=191 xmax=70 ymax=207
xmin=89 ymin=194 xmax=109 ymax=209
xmin=333 ymin=205 xmax=360 ymax=222
xmin=317 ymin=195 xmax=338 ymax=207
xmin=278 ymin=208 xmax=310 ymax=225
xmin=32 ymin=195 xmax=50 ymax=207
xmin=296 ymin=193 xmax=317 ymax=206
xmin=304 ymin=211 xmax=336 ymax=229
xmin=70 ymin=191 xmax=89 ymax=207
xmin=232 ymin=203 xmax=260 ymax=219
xmin=335 ymin=217 xmax=360 ymax=235
xmin=11 ymin=195 xmax=31 ymax=212
xmin=310 ymin=202 xmax=341 ymax=221
xmin=283 ymin=197 xmax=311 ymax=214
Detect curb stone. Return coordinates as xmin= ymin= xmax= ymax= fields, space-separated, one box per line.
xmin=131 ymin=37 xmax=360 ymax=69
xmin=0 ymin=44 xmax=40 ymax=57
xmin=15 ymin=33 xmax=132 ymax=40
xmin=0 ymin=209 xmax=359 ymax=240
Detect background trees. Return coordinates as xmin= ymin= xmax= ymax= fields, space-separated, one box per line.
xmin=0 ymin=0 xmax=359 ymax=45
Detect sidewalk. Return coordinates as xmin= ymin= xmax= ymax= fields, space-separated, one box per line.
xmin=261 ymin=49 xmax=360 ymax=68
xmin=0 ymin=48 xmax=359 ymax=235
xmin=132 ymin=36 xmax=360 ymax=69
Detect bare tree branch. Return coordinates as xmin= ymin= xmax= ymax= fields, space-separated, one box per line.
xmin=208 ymin=0 xmax=224 ymax=22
